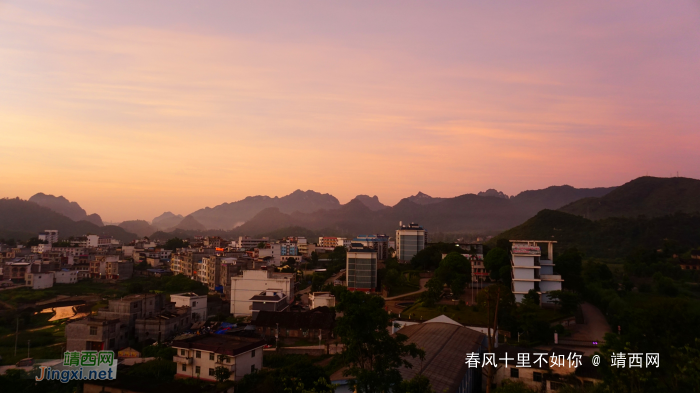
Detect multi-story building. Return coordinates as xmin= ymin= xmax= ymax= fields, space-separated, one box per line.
xmin=38 ymin=230 xmax=59 ymax=245
xmin=346 ymin=245 xmax=378 ymax=293
xmin=171 ymin=293 xmax=208 ymax=322
xmin=133 ymin=307 xmax=192 ymax=342
xmin=250 ymin=289 xmax=289 ymax=319
xmin=353 ymin=235 xmax=390 ymax=260
xmin=172 ymin=334 xmax=265 ymax=381
xmin=237 ymin=236 xmax=269 ymax=251
xmin=65 ymin=317 xmax=126 ymax=352
xmin=197 ymin=256 xmax=221 ymax=289
xmin=4 ymin=261 xmax=30 ymax=281
xmin=25 ymin=271 xmax=54 ymax=289
xmin=280 ymin=242 xmax=298 ymax=257
xmin=318 ymin=237 xmax=348 ymax=249
xmin=396 ymin=222 xmax=427 ymax=263
xmin=55 ymin=270 xmax=78 ymax=284
xmin=105 ymin=259 xmax=134 ymax=280
xmin=510 ymin=240 xmax=563 ymax=304
xmin=230 ymin=270 xmax=295 ymax=316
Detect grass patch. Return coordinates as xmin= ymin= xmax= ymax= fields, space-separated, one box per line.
xmin=387 ymin=283 xmax=420 ymax=297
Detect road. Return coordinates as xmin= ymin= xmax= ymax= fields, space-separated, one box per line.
xmin=383 ymin=278 xmax=430 ymax=300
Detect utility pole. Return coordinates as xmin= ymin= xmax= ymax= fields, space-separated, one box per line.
xmin=14 ymin=318 xmax=18 ymax=356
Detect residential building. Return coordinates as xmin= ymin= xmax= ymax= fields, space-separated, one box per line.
xmin=230 ymin=270 xmax=295 ymax=316
xmin=296 ymin=237 xmax=308 ymax=255
xmin=309 ymin=292 xmax=335 ymax=309
xmin=254 ymin=307 xmax=335 ymax=343
xmin=25 ymin=271 xmax=54 ymax=289
xmin=31 ymin=243 xmax=52 ymax=253
xmin=105 ymin=259 xmax=134 ymax=280
xmin=4 ymin=261 xmax=30 ymax=281
xmin=171 ymin=292 xmax=208 ymax=322
xmin=55 ymin=270 xmax=78 ymax=284
xmin=172 ymin=334 xmax=265 ymax=381
xmin=510 ymin=240 xmax=563 ymax=304
xmin=38 ymin=230 xmax=59 ymax=245
xmin=396 ymin=316 xmax=486 ymax=393
xmin=396 ymin=222 xmax=427 ymax=263
xmin=318 ymin=237 xmax=349 ymax=249
xmin=198 ymin=256 xmax=221 ymax=289
xmin=237 ymin=236 xmax=269 ymax=250
xmin=353 ymin=234 xmax=390 ymax=260
xmin=133 ymin=307 xmax=192 ymax=342
xmin=65 ymin=316 xmax=126 ymax=352
xmin=250 ymin=289 xmax=289 ymax=318
xmin=346 ymin=245 xmax=378 ymax=293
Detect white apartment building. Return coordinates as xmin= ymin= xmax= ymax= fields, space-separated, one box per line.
xmin=172 ymin=335 xmax=265 ymax=381
xmin=396 ymin=222 xmax=427 ymax=263
xmin=25 ymin=272 xmax=54 ymax=289
xmin=230 ymin=270 xmax=295 ymax=316
xmin=198 ymin=256 xmax=220 ymax=289
xmin=171 ymin=292 xmax=208 ymax=322
xmin=237 ymin=236 xmax=269 ymax=250
xmin=31 ymin=243 xmax=52 ymax=253
xmin=258 ymin=244 xmax=281 ymax=266
xmin=510 ymin=240 xmax=563 ymax=304
xmin=55 ymin=270 xmax=78 ymax=284
xmin=38 ymin=230 xmax=59 ymax=245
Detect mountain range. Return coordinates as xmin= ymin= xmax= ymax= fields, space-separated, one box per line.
xmin=0 ymin=198 xmax=137 ymax=242
xmin=9 ymin=176 xmax=700 ymax=242
xmin=28 ymin=193 xmax=104 ymax=226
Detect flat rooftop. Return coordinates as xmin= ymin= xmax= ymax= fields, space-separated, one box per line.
xmin=172 ymin=334 xmax=265 ymax=356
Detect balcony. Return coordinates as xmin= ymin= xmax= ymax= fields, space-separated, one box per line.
xmin=173 ymin=356 xmax=193 ymax=364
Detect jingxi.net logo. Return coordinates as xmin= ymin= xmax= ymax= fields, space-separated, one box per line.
xmin=35 ymin=350 xmax=117 ymax=383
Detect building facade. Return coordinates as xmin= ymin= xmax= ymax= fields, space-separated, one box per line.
xmin=510 ymin=241 xmax=563 ymax=304
xmin=172 ymin=335 xmax=265 ymax=381
xmin=346 ymin=246 xmax=378 ymax=292
xmin=230 ymin=270 xmax=295 ymax=316
xmin=396 ymin=222 xmax=427 ymax=263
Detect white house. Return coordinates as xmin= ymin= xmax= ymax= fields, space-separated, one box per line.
xmin=230 ymin=270 xmax=295 ymax=316
xmin=25 ymin=272 xmax=54 ymax=289
xmin=172 ymin=334 xmax=265 ymax=381
xmin=55 ymin=270 xmax=78 ymax=284
xmin=171 ymin=292 xmax=208 ymax=322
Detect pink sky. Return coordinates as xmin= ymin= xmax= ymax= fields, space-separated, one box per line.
xmin=1 ymin=1 xmax=699 ymax=222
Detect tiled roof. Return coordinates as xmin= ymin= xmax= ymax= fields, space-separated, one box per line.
xmin=397 ymin=322 xmax=486 ymax=393
xmin=253 ymin=307 xmax=335 ymax=330
xmin=172 ymin=334 xmax=265 ymax=357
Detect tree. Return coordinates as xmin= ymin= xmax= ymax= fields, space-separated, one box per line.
xmin=554 ymin=248 xmax=583 ymax=291
xmin=393 ymin=374 xmax=435 ymax=393
xmin=214 ymin=366 xmax=232 ymax=382
xmin=335 ymin=290 xmax=425 ymax=393
xmin=547 ymin=290 xmax=581 ymax=315
xmin=484 ymin=248 xmax=510 ymax=281
xmin=163 ymin=237 xmax=187 ymax=251
xmin=310 ymin=251 xmax=319 ymax=267
xmin=522 ymin=289 xmax=540 ymax=306
xmin=477 ymin=284 xmax=508 ymax=393
xmin=25 ymin=237 xmax=47 ymax=247
xmin=258 ymin=242 xmax=267 ymax=249
xmin=435 ymin=252 xmax=471 ymax=298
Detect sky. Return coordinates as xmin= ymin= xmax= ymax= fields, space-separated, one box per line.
xmin=1 ymin=1 xmax=699 ymax=222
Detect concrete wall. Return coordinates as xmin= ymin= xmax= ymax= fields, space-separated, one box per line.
xmin=513 ymin=268 xmax=535 ymax=280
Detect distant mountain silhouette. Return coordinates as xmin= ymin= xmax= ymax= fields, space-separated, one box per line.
xmin=478 ymin=189 xmax=510 ymax=199
xmin=152 ymin=212 xmax=184 ymax=230
xmin=559 ymin=177 xmax=700 ymax=219
xmin=512 ymin=185 xmax=615 ymax=216
xmin=29 ymin=193 xmax=104 ymax=226
xmin=0 ymin=198 xmax=137 ymax=242
xmin=352 ymin=195 xmax=389 ymax=211
xmin=169 ymin=215 xmax=207 ymax=232
xmin=188 ymin=190 xmax=340 ymax=230
xmin=229 ymin=184 xmax=617 ymax=236
xmin=119 ymin=220 xmax=156 ymax=238
xmin=405 ymin=192 xmax=445 ymax=205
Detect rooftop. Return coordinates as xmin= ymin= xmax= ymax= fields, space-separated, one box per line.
xmin=171 ymin=334 xmax=265 ymax=357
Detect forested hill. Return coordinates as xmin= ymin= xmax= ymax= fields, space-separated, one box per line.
xmin=487 ymin=209 xmax=700 ymax=258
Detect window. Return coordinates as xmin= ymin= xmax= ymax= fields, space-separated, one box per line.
xmin=209 ymin=368 xmax=215 ymax=376
xmin=196 ymin=351 xmax=201 ymax=358
xmin=195 ymin=366 xmax=201 ymax=375
xmin=180 ymin=349 xmax=185 ymax=356
xmin=251 ymin=349 xmax=256 ymax=358
xmin=533 ymin=372 xmax=542 ymax=382
xmin=182 ymin=364 xmax=186 ymax=372
xmin=209 ymin=353 xmax=215 ymax=361
xmin=510 ymin=368 xmax=519 ymax=378
xmin=89 ymin=326 xmax=97 ymax=335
